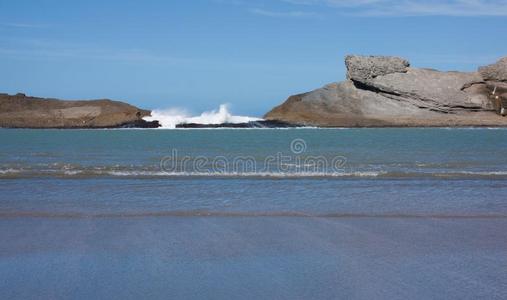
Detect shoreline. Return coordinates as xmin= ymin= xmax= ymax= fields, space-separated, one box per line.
xmin=3 ymin=124 xmax=507 ymax=129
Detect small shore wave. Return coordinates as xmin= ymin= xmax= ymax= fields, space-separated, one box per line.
xmin=2 ymin=168 xmax=507 ymax=179
xmin=1 ymin=210 xmax=507 ymax=219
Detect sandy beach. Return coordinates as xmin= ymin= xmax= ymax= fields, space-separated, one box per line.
xmin=1 ymin=216 xmax=506 ymax=299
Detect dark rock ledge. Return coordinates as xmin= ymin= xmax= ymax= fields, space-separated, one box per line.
xmin=176 ymin=120 xmax=302 ymax=128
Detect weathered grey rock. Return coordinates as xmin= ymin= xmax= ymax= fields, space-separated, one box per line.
xmin=479 ymin=57 xmax=507 ymax=82
xmin=345 ymin=55 xmax=409 ymax=82
xmin=265 ymin=55 xmax=507 ymax=127
xmin=363 ymin=68 xmax=486 ymax=112
xmin=0 ymin=93 xmax=158 ymax=128
xmin=486 ymin=81 xmax=507 ymax=94
xmin=345 ymin=55 xmax=488 ymax=113
xmin=462 ymin=83 xmax=494 ymax=110
xmin=265 ymin=80 xmax=440 ymax=127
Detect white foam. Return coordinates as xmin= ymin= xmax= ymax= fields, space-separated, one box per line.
xmin=0 ymin=168 xmax=21 ymax=174
xmin=144 ymin=104 xmax=261 ymax=129
xmin=104 ymin=170 xmax=385 ymax=178
xmin=452 ymin=171 xmax=507 ymax=176
xmin=63 ymin=170 xmax=82 ymax=175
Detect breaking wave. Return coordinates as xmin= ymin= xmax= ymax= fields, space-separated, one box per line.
xmin=144 ymin=104 xmax=261 ymax=129
xmin=2 ymin=166 xmax=507 ymax=179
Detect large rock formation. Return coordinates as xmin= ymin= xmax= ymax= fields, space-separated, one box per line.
xmin=0 ymin=93 xmax=159 ymax=128
xmin=265 ymin=55 xmax=507 ymax=127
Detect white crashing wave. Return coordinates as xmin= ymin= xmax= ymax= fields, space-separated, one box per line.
xmin=144 ymin=104 xmax=261 ymax=129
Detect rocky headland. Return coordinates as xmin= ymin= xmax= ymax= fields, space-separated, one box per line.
xmin=3 ymin=55 xmax=507 ymax=128
xmin=0 ymin=93 xmax=159 ymax=128
xmin=265 ymin=55 xmax=507 ymax=127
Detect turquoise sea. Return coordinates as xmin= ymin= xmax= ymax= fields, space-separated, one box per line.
xmin=1 ymin=128 xmax=507 ymax=299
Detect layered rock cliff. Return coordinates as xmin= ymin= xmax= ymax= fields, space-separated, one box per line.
xmin=0 ymin=93 xmax=159 ymax=128
xmin=265 ymin=55 xmax=507 ymax=127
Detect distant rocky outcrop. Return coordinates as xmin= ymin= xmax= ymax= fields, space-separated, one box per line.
xmin=265 ymin=55 xmax=507 ymax=127
xmin=0 ymin=93 xmax=160 ymax=128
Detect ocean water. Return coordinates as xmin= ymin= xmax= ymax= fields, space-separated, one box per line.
xmin=1 ymin=128 xmax=507 ymax=299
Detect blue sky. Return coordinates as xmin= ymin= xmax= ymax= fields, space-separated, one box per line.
xmin=1 ymin=0 xmax=506 ymax=116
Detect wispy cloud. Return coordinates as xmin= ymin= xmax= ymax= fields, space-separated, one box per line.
xmin=250 ymin=8 xmax=318 ymax=17
xmin=0 ymin=38 xmax=187 ymax=64
xmin=0 ymin=37 xmax=324 ymax=71
xmin=281 ymin=0 xmax=507 ymax=16
xmin=282 ymin=0 xmax=382 ymax=6
xmin=0 ymin=22 xmax=47 ymax=28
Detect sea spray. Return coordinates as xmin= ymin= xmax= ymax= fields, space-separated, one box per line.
xmin=144 ymin=104 xmax=261 ymax=129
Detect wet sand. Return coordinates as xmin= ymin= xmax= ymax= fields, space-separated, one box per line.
xmin=1 ymin=216 xmax=506 ymax=299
